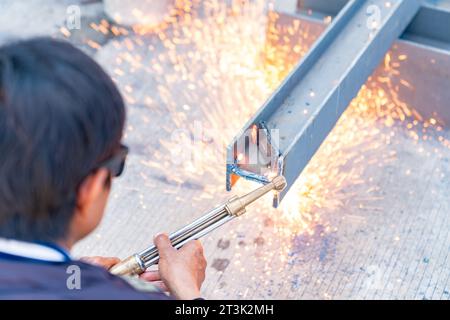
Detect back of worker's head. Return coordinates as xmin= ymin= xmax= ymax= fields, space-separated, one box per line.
xmin=0 ymin=38 xmax=125 ymax=242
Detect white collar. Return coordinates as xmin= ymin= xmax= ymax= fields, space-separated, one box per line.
xmin=0 ymin=238 xmax=70 ymax=262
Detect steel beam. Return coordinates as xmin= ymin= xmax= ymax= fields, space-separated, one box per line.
xmin=297 ymin=0 xmax=349 ymax=18
xmin=385 ymin=2 xmax=450 ymax=125
xmin=226 ymin=0 xmax=420 ymax=206
xmin=272 ymin=2 xmax=450 ymax=127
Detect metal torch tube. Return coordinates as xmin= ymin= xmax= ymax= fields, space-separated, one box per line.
xmin=110 ymin=176 xmax=287 ymax=276
xmin=142 ymin=214 xmax=235 ymax=268
xmin=139 ymin=205 xmax=230 ymax=262
xmin=139 ymin=209 xmax=230 ymax=265
xmin=162 ymin=205 xmax=227 ymax=242
xmin=166 ymin=210 xmax=230 ymax=249
xmin=163 ymin=206 xmax=229 ymax=246
xmin=112 ymin=206 xmax=232 ymax=276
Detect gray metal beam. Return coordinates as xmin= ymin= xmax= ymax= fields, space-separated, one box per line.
xmin=297 ymin=0 xmax=349 ymax=18
xmin=226 ymin=0 xmax=420 ymax=206
xmin=272 ymin=2 xmax=450 ymax=129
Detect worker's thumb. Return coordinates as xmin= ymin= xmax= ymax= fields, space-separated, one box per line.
xmin=154 ymin=233 xmax=175 ymax=257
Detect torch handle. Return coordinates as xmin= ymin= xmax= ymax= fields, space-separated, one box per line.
xmin=138 ymin=207 xmax=231 ymax=267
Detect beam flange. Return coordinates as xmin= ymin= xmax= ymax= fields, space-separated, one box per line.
xmin=269 ymin=1 xmax=450 ymax=125
xmin=226 ymin=0 xmax=420 ymax=206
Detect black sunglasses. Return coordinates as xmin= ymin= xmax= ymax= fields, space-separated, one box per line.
xmin=96 ymin=144 xmax=129 ymax=177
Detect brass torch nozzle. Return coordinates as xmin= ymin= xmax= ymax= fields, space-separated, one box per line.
xmin=225 ymin=176 xmax=287 ymax=216
xmin=110 ymin=176 xmax=287 ymax=276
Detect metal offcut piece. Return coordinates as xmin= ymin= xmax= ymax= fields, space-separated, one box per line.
xmin=110 ymin=176 xmax=287 ymax=276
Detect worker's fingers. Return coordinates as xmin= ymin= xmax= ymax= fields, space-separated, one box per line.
xmin=80 ymin=256 xmax=121 ymax=270
xmin=180 ymin=239 xmax=204 ymax=256
xmin=148 ymin=280 xmax=169 ymax=293
xmin=138 ymin=270 xmax=168 ymax=292
xmin=153 ymin=233 xmax=176 ymax=258
xmin=139 ymin=270 xmax=161 ymax=282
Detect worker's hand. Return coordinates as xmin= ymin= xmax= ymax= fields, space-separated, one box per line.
xmin=80 ymin=256 xmax=120 ymax=270
xmin=81 ymin=256 xmax=170 ymax=292
xmin=154 ymin=233 xmax=206 ymax=300
xmin=139 ymin=270 xmax=169 ymax=292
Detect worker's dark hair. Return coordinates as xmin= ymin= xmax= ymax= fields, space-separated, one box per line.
xmin=0 ymin=38 xmax=125 ymax=242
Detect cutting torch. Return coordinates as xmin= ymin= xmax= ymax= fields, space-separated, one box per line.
xmin=109 ymin=176 xmax=286 ymax=276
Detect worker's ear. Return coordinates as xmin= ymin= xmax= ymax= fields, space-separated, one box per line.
xmin=74 ymin=168 xmax=110 ymax=225
xmin=65 ymin=168 xmax=111 ymax=245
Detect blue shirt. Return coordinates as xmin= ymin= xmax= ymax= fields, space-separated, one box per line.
xmin=0 ymin=238 xmax=171 ymax=300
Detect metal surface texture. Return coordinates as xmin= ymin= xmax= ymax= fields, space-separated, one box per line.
xmin=226 ymin=0 xmax=421 ymax=206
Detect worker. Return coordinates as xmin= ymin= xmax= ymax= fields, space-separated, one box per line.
xmin=0 ymin=38 xmax=206 ymax=300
